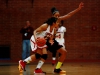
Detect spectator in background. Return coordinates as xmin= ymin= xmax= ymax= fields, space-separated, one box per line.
xmin=20 ymin=21 xmax=34 ymax=60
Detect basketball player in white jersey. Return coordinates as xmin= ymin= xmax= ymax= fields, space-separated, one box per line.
xmin=55 ymin=20 xmax=66 ymax=48
xmin=52 ymin=20 xmax=66 ymax=65
xmin=18 ymin=17 xmax=59 ymax=73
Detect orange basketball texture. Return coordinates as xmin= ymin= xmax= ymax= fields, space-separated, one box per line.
xmin=36 ymin=37 xmax=46 ymax=47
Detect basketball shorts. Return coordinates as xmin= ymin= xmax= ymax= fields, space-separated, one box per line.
xmin=46 ymin=39 xmax=63 ymax=53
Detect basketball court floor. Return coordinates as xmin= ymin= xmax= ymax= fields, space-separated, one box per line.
xmin=0 ymin=62 xmax=100 ymax=75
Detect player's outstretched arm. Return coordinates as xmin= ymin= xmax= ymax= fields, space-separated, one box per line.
xmin=59 ymin=2 xmax=84 ymax=20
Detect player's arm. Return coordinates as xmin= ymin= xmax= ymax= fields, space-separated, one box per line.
xmin=33 ymin=24 xmax=48 ymax=40
xmin=58 ymin=2 xmax=84 ymax=21
xmin=53 ymin=28 xmax=57 ymax=39
xmin=48 ymin=28 xmax=57 ymax=45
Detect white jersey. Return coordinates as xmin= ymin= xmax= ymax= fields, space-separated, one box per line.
xmin=30 ymin=25 xmax=55 ymax=51
xmin=55 ymin=26 xmax=66 ymax=48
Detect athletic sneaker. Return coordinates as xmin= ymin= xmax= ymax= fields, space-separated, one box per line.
xmin=34 ymin=68 xmax=46 ymax=74
xmin=54 ymin=68 xmax=62 ymax=73
xmin=52 ymin=60 xmax=56 ymax=65
xmin=18 ymin=60 xmax=26 ymax=72
xmin=34 ymin=68 xmax=43 ymax=73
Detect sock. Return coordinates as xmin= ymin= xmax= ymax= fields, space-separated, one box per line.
xmin=24 ymin=57 xmax=32 ymax=63
xmin=56 ymin=62 xmax=62 ymax=69
xmin=52 ymin=57 xmax=56 ymax=60
xmin=36 ymin=60 xmax=44 ymax=69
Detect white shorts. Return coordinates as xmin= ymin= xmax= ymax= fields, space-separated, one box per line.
xmin=55 ymin=38 xmax=65 ymax=48
xmin=30 ymin=35 xmax=47 ymax=52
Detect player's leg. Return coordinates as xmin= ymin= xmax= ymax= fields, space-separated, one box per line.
xmin=18 ymin=49 xmax=42 ymax=72
xmin=52 ymin=52 xmax=57 ymax=65
xmin=34 ymin=48 xmax=48 ymax=73
xmin=54 ymin=47 xmax=67 ymax=73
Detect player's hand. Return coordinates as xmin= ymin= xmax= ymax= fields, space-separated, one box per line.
xmin=49 ymin=39 xmax=54 ymax=45
xmin=79 ymin=2 xmax=84 ymax=9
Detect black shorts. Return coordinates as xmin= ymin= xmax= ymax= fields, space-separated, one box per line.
xmin=46 ymin=39 xmax=63 ymax=53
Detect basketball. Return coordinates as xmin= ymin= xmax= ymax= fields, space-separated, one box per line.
xmin=36 ymin=37 xmax=46 ymax=47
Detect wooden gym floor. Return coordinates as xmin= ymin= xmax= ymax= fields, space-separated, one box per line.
xmin=0 ymin=62 xmax=100 ymax=75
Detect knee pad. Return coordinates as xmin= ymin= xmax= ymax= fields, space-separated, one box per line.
xmin=35 ymin=53 xmax=41 ymax=59
xmin=41 ymin=54 xmax=48 ymax=60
